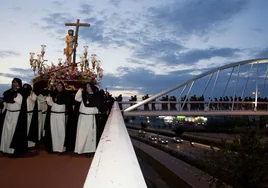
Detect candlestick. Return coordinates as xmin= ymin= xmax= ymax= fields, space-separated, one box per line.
xmin=58 ymin=58 xmax=62 ymax=66
xmin=30 ymin=52 xmax=35 ymax=60
xmin=41 ymin=45 xmax=46 ymax=53
xmin=84 ymin=45 xmax=88 ymax=53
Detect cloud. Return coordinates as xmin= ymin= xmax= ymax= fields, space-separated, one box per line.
xmin=178 ymin=48 xmax=241 ymax=64
xmin=0 ymin=68 xmax=33 ymax=84
xmin=41 ymin=12 xmax=75 ymax=33
xmin=109 ymin=0 xmax=121 ymax=7
xmin=148 ymin=0 xmax=250 ymax=37
xmin=0 ymin=50 xmax=20 ymax=58
xmin=134 ymin=39 xmax=184 ymax=60
xmin=52 ymin=1 xmax=63 ymax=7
xmin=255 ymin=48 xmax=268 ymax=58
xmin=8 ymin=7 xmax=21 ymax=11
xmin=102 ymin=66 xmax=190 ymax=95
xmin=101 ymin=60 xmax=268 ymax=100
xmin=32 ymin=0 xmax=261 ymax=100
xmin=132 ymin=45 xmax=242 ymax=74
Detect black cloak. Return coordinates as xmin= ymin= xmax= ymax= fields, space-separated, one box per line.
xmin=43 ymin=84 xmax=73 ymax=153
xmin=9 ymin=78 xmax=29 ymax=154
xmin=72 ymin=83 xmax=109 ymax=149
xmin=26 ymin=85 xmax=40 ymax=143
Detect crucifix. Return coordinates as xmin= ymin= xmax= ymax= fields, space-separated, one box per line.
xmin=64 ymin=19 xmax=90 ymax=66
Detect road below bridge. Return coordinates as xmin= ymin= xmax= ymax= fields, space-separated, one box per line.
xmin=127 ymin=123 xmax=268 ymax=143
xmin=128 ymin=129 xmax=213 ymax=157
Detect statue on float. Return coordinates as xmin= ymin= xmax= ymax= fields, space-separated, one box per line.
xmin=64 ymin=29 xmax=75 ymax=66
xmin=29 ymin=19 xmax=104 ymax=92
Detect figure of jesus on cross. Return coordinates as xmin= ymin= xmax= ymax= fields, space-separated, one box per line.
xmin=64 ymin=19 xmax=90 ymax=66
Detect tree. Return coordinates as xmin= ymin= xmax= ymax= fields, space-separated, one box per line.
xmin=198 ymin=129 xmax=268 ymax=188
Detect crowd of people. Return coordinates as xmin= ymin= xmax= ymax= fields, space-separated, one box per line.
xmin=0 ymin=78 xmax=115 ymax=158
xmin=120 ymin=94 xmax=268 ymax=111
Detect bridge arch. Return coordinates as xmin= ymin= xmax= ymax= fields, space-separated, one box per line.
xmin=124 ymin=58 xmax=268 ymax=113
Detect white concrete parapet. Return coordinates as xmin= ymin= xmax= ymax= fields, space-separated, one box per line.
xmin=83 ymin=102 xmax=147 ymax=188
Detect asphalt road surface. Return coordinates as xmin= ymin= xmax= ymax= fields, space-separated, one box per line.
xmin=128 ymin=129 xmax=215 ymax=156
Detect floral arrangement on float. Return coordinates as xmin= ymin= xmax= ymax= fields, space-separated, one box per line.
xmin=29 ymin=20 xmax=104 ymax=91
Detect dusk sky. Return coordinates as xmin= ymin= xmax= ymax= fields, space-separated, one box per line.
xmin=1 ymin=0 xmax=268 ymax=100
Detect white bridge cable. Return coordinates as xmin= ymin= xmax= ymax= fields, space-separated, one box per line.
xmin=180 ymin=81 xmax=195 ymax=112
xmin=261 ymin=64 xmax=268 ymax=98
xmin=178 ymin=84 xmax=188 ymax=102
xmin=241 ymin=63 xmax=254 ymax=99
xmin=232 ymin=65 xmax=240 ymax=111
xmin=202 ymin=73 xmax=214 ymax=96
xmin=222 ymin=67 xmax=234 ymax=97
xmin=207 ymin=70 xmax=220 ymax=110
xmin=254 ymin=62 xmax=259 ymax=111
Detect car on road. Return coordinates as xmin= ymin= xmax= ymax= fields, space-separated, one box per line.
xmin=158 ymin=138 xmax=169 ymax=144
xmin=173 ymin=137 xmax=183 ymax=143
xmin=138 ymin=130 xmax=146 ymax=134
xmin=148 ymin=135 xmax=158 ymax=141
xmin=138 ymin=130 xmax=146 ymax=137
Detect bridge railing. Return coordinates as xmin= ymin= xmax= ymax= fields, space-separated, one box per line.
xmin=118 ymin=101 xmax=268 ymax=112
xmin=83 ymin=102 xmax=147 ymax=188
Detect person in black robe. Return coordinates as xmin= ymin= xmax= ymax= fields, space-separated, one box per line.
xmin=64 ymin=90 xmax=77 ymax=152
xmin=72 ymin=83 xmax=107 ymax=156
xmin=43 ymin=81 xmax=72 ymax=154
xmin=0 ymin=99 xmax=6 ymax=149
xmin=43 ymin=88 xmax=52 ymax=153
xmin=22 ymin=84 xmax=39 ymax=148
xmin=0 ymin=78 xmax=28 ymax=158
xmin=95 ymin=89 xmax=109 ymax=147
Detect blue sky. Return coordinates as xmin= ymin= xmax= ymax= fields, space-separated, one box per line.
xmin=0 ymin=0 xmax=268 ymax=100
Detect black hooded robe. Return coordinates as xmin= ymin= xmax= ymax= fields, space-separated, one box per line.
xmin=0 ymin=78 xmax=28 ymax=157
xmin=65 ymin=97 xmax=79 ymax=152
xmin=0 ymin=101 xmax=6 ymax=146
xmin=28 ymin=99 xmax=39 ymax=144
xmin=43 ymin=89 xmax=72 ymax=153
xmin=95 ymin=90 xmax=109 ymax=147
xmin=21 ymin=85 xmax=39 ymax=147
xmin=76 ymin=88 xmax=108 ymax=148
xmin=9 ymin=91 xmax=28 ymax=155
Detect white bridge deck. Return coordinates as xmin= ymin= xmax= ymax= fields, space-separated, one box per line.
xmin=83 ymin=102 xmax=147 ymax=188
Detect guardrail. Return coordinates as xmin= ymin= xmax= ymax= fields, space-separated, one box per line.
xmin=83 ymin=102 xmax=147 ymax=188
xmin=118 ymin=101 xmax=268 ymax=116
xmin=119 ymin=101 xmax=268 ymax=111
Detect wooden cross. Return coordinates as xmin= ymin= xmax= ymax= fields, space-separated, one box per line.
xmin=65 ymin=19 xmax=90 ymax=65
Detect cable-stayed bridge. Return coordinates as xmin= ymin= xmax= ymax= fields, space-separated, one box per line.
xmin=121 ymin=58 xmax=268 ymax=116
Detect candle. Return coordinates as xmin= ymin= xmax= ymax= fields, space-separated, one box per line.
xmin=91 ymin=54 xmax=96 ymax=62
xmin=80 ymin=56 xmax=85 ymax=63
xmin=29 ymin=52 xmax=35 ymax=60
xmin=84 ymin=45 xmax=88 ymax=53
xmin=41 ymin=45 xmax=46 ymax=53
xmin=37 ymin=54 xmax=41 ymax=62
xmin=96 ymin=60 xmax=100 ymax=67
xmin=58 ymin=58 xmax=62 ymax=64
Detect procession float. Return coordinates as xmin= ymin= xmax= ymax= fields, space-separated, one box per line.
xmin=29 ymin=19 xmax=103 ymax=92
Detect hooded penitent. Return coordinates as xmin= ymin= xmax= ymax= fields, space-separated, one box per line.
xmin=12 ymin=78 xmax=22 ymax=89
